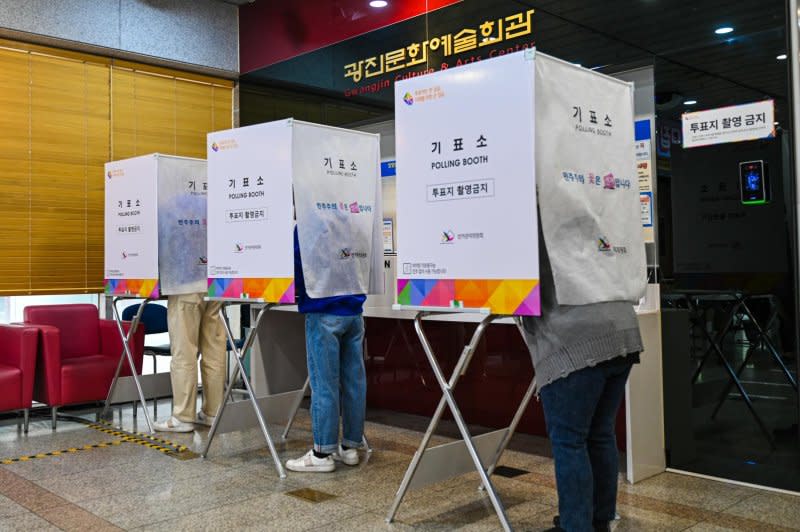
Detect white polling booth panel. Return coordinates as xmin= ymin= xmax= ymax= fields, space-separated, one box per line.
xmin=206 ymin=118 xmax=382 ymax=302
xmin=104 ymin=153 xmax=208 ymax=298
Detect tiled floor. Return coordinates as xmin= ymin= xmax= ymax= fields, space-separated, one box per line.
xmin=0 ymin=404 xmax=798 ymax=531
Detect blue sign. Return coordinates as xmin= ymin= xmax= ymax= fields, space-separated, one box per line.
xmin=381 ymin=160 xmax=396 ymax=178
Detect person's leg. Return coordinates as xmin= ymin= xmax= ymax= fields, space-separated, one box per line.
xmin=539 ymin=365 xmax=607 ymax=532
xmin=588 ymin=361 xmax=633 ymax=528
xmin=340 ymin=315 xmax=366 ymax=450
xmin=197 ymin=299 xmax=226 ymax=419
xmin=165 ymin=294 xmax=201 ymax=424
xmin=305 ymin=313 xmax=343 ymax=455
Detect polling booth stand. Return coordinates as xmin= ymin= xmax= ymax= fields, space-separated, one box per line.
xmin=102 ymin=154 xmax=208 ymax=433
xmin=202 ymin=119 xmax=383 ymax=478
xmin=386 ymin=50 xmax=648 ymax=532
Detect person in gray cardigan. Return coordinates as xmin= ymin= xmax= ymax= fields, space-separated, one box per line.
xmin=522 ymin=238 xmax=642 ymax=532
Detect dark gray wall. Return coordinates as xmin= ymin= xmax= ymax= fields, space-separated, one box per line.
xmin=0 ymin=0 xmax=238 ymax=74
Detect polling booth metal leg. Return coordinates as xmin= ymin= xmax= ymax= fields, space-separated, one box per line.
xmin=738 ymin=297 xmax=797 ymax=391
xmin=280 ymin=375 xmax=372 ymax=454
xmin=387 ymin=312 xmax=519 ymax=532
xmin=480 ymin=318 xmax=537 ymax=488
xmin=687 ymin=295 xmax=775 ymax=447
xmin=709 ymin=296 xmax=797 ymax=444
xmin=282 ymin=375 xmax=310 ymax=441
xmin=202 ymin=303 xmax=290 ymax=479
xmin=101 ymin=297 xmax=155 ymax=433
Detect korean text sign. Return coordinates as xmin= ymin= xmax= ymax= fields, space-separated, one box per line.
xmin=104 ymin=155 xmax=160 ymax=298
xmin=394 ymin=50 xmax=540 ymax=316
xmin=682 ymin=100 xmax=775 ymax=149
xmin=207 ymin=121 xmax=295 ymax=302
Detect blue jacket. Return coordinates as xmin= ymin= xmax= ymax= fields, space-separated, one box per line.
xmin=294 ymin=228 xmax=366 ymax=315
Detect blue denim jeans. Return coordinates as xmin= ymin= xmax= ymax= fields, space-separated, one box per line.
xmin=305 ymin=313 xmax=366 ymax=454
xmin=539 ymin=358 xmax=633 ymax=532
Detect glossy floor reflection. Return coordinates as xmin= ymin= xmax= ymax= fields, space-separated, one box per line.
xmin=0 ymin=401 xmax=798 ymax=531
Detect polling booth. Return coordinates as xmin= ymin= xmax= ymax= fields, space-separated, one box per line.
xmin=202 ymin=119 xmax=383 ymax=478
xmin=381 ymin=49 xmax=660 ymax=532
xmin=103 ymin=154 xmax=208 ymax=433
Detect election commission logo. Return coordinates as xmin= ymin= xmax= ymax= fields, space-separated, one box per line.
xmin=598 ymin=236 xmax=628 ymax=255
xmin=403 ymin=92 xmax=414 ymax=106
xmin=441 ymin=230 xmax=455 ymax=244
xmin=340 ymin=248 xmax=367 ymax=259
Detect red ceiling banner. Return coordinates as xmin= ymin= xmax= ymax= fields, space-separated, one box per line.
xmin=239 ymin=0 xmax=462 ymax=73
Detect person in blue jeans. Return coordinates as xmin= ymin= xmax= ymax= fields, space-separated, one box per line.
xmin=521 ymin=238 xmax=642 ymax=532
xmin=286 ymin=228 xmax=367 ymax=473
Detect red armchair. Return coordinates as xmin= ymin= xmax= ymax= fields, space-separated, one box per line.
xmin=0 ymin=324 xmax=38 ymax=433
xmin=23 ymin=304 xmax=145 ymax=429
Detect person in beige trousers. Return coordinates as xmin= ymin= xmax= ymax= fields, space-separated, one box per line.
xmin=153 ymin=292 xmax=226 ymax=432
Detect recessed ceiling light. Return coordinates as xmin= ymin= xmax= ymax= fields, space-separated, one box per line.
xmin=684 ymin=100 xmax=697 ymax=105
xmin=715 ymin=26 xmax=734 ymax=35
xmin=369 ymin=0 xmax=388 ymax=7
xmin=777 ymin=54 xmax=788 ymax=60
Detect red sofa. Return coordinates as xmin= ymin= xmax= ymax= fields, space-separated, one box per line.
xmin=0 ymin=324 xmax=38 ymax=433
xmin=24 ymin=304 xmax=145 ymax=429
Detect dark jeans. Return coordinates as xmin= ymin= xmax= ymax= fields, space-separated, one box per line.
xmin=539 ymin=357 xmax=634 ymax=532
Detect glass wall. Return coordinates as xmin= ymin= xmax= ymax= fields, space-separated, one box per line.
xmin=237 ymin=0 xmax=800 ymax=490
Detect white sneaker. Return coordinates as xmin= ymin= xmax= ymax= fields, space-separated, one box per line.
xmin=196 ymin=410 xmax=215 ymax=427
xmin=286 ymin=450 xmax=335 ymax=473
xmin=152 ymin=416 xmax=194 ymax=433
xmin=332 ymin=445 xmax=359 ymax=466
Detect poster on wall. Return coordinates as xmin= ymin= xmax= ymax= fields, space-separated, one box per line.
xmin=535 ymin=53 xmax=646 ymax=305
xmin=206 ymin=121 xmax=295 ymax=302
xmin=104 ymin=155 xmax=160 ymax=298
xmin=635 ymin=119 xmax=655 ymax=243
xmin=682 ymin=100 xmax=775 ymax=149
xmin=394 ymin=50 xmax=540 ymax=316
xmin=292 ymin=121 xmax=384 ymax=298
xmin=383 ymin=219 xmax=394 ymax=252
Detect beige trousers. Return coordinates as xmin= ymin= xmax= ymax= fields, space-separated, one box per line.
xmin=167 ymin=293 xmax=226 ymax=423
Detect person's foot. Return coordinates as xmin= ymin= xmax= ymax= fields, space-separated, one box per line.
xmin=286 ymin=450 xmax=335 ymax=473
xmin=152 ymin=416 xmax=194 ymax=432
xmin=332 ymin=445 xmax=359 ymax=466
xmin=195 ymin=410 xmax=215 ymax=427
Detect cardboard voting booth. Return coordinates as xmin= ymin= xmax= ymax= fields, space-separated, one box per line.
xmin=206 ymin=118 xmax=383 ymax=302
xmin=202 ymin=119 xmax=382 ymax=478
xmin=394 ymin=49 xmax=646 ymax=316
xmin=103 ymin=153 xmax=206 ymax=433
xmin=104 ymin=154 xmax=208 ymax=298
xmin=388 ymin=49 xmax=647 ymax=532
xmin=394 ymin=50 xmax=541 ymax=316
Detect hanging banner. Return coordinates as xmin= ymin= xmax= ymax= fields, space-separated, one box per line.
xmin=292 ymin=121 xmax=383 ymax=298
xmin=682 ymin=100 xmax=775 ymax=149
xmin=394 ymin=50 xmax=540 ymax=316
xmin=535 ymin=53 xmax=646 ymax=305
xmin=207 ymin=121 xmax=296 ymax=302
xmin=157 ymin=157 xmax=209 ymax=295
xmin=104 ymin=155 xmax=160 ymax=298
